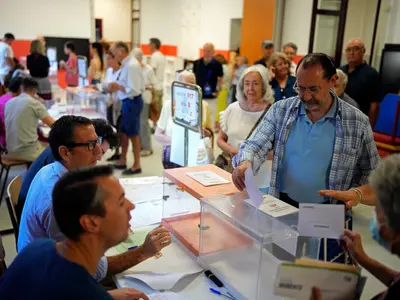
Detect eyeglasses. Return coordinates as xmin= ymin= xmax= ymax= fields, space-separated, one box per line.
xmin=293 ymin=81 xmax=321 ymax=95
xmin=66 ymin=137 xmax=102 ymax=152
xmin=345 ymin=46 xmax=363 ymax=53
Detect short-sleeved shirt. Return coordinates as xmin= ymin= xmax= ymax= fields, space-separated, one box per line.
xmin=150 ymin=51 xmax=165 ymax=91
xmin=18 ymin=160 xmax=108 ymax=281
xmin=340 ymin=62 xmax=381 ymax=115
xmin=0 ymin=41 xmax=13 ymax=76
xmin=116 ymin=55 xmax=144 ymax=100
xmin=5 ymin=93 xmax=48 ymax=157
xmin=65 ymin=55 xmax=79 ymax=87
xmin=17 ymin=147 xmax=54 ymax=220
xmin=0 ymin=93 xmax=14 ymax=147
xmin=270 ymin=76 xmax=297 ymax=102
xmin=27 ymin=54 xmax=50 ymax=78
xmin=279 ymin=99 xmax=337 ymax=203
xmin=193 ymin=58 xmax=223 ymax=99
xmin=0 ymin=239 xmax=113 ymax=300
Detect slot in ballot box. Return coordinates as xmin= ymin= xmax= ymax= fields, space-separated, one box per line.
xmin=161 ymin=165 xmax=239 ymax=256
xmin=197 ymin=193 xmax=320 ymax=300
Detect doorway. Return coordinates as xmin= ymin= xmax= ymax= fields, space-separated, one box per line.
xmin=308 ymin=0 xmax=349 ymax=65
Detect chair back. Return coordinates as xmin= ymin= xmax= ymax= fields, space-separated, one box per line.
xmin=5 ymin=175 xmax=22 ymax=244
xmin=374 ymin=94 xmax=400 ymax=138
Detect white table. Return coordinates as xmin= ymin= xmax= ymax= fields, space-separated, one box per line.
xmin=107 ymin=177 xmax=237 ymax=299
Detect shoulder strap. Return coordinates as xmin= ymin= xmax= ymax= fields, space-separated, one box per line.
xmin=245 ymin=104 xmax=271 ymax=140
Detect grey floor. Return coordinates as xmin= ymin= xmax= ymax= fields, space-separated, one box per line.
xmin=1 ymin=136 xmax=399 ymax=299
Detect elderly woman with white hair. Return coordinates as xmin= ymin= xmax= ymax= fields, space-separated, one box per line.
xmin=132 ymin=47 xmax=158 ymax=156
xmin=217 ymin=65 xmax=274 ymax=190
xmin=155 ymin=70 xmax=213 ymax=169
xmin=313 ymin=154 xmax=400 ymax=300
xmin=334 ymin=69 xmax=359 ymax=109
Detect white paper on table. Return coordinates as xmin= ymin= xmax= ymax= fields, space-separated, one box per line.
xmin=129 ymin=201 xmax=163 ymax=229
xmin=255 ymin=195 xmax=299 ymax=218
xmin=120 ymin=177 xmax=164 ymax=204
xmin=244 ymin=167 xmax=263 ymax=208
xmin=186 ymin=171 xmax=230 ymax=187
xmin=125 ymin=271 xmax=202 ymax=290
xmin=123 ymin=241 xmax=203 ymax=290
xmin=298 ymin=204 xmax=345 ymax=239
xmin=170 ymin=123 xmax=185 ymax=166
xmin=274 ymin=262 xmax=359 ymax=300
xmin=149 ymin=292 xmax=183 ymax=300
xmin=187 ymin=129 xmax=201 ymax=167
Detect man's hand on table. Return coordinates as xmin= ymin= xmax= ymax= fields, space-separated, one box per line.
xmin=232 ymin=161 xmax=252 ymax=191
xmin=140 ymin=225 xmax=171 ymax=258
xmin=108 ymin=288 xmax=149 ymax=300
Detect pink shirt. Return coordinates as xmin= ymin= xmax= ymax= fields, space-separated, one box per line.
xmin=65 ymin=55 xmax=79 ymax=87
xmin=0 ymin=93 xmax=14 ymax=147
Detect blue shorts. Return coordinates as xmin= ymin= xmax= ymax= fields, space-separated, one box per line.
xmin=120 ymin=96 xmax=143 ymax=137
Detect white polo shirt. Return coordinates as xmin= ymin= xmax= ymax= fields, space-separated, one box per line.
xmin=150 ymin=50 xmax=166 ymax=91
xmin=116 ymin=55 xmax=144 ymax=101
xmin=0 ymin=41 xmax=13 ymax=76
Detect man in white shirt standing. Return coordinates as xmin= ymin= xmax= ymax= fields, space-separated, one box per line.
xmin=149 ymin=38 xmax=166 ymax=112
xmin=108 ymin=42 xmax=144 ymax=175
xmin=0 ymin=33 xmax=15 ymax=85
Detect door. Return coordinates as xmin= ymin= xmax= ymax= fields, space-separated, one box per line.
xmin=308 ymin=0 xmax=349 ymax=65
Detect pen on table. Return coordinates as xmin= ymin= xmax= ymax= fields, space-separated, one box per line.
xmin=128 ymin=246 xmax=138 ymax=250
xmin=209 ymin=288 xmax=235 ymax=299
xmin=205 ymin=270 xmax=235 ymax=299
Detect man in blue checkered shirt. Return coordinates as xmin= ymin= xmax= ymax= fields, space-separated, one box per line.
xmin=232 ymin=53 xmax=379 ymax=261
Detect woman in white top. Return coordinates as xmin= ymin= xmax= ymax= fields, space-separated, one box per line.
xmin=89 ymin=42 xmax=104 ymax=84
xmin=155 ymin=70 xmax=213 ymax=169
xmin=132 ymin=48 xmax=158 ymax=156
xmin=218 ymin=65 xmax=274 ymax=191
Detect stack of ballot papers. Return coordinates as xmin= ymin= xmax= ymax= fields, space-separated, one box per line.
xmin=274 ymin=258 xmax=361 ymax=300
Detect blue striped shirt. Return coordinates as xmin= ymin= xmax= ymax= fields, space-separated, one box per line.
xmin=233 ymin=93 xmax=379 ymax=202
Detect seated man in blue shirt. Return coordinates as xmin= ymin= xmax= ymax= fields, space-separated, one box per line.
xmin=232 ymin=53 xmax=379 ymax=261
xmin=17 ymin=116 xmax=171 ymax=299
xmin=0 ymin=165 xmax=154 ymax=299
xmin=16 ymin=118 xmax=119 ymax=220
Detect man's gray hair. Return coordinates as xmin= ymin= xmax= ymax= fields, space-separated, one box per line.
xmin=336 ymin=69 xmax=348 ymax=88
xmin=369 ymin=154 xmax=400 ymax=232
xmin=236 ymin=65 xmax=274 ymax=104
xmin=283 ymin=42 xmax=298 ymax=52
xmin=114 ymin=41 xmax=129 ymax=53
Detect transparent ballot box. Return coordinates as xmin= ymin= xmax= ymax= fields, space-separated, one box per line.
xmin=62 ymin=87 xmax=108 ymax=119
xmin=198 ymin=193 xmax=320 ymax=300
xmin=161 ymin=165 xmax=239 ymax=255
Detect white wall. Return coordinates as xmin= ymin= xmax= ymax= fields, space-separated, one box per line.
xmin=94 ymin=0 xmax=131 ymax=42
xmin=0 ymin=0 xmax=92 ymax=39
xmin=141 ymin=0 xmax=243 ymax=59
xmin=282 ymin=0 xmax=313 ymax=55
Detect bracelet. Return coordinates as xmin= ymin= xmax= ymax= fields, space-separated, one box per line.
xmin=350 ymin=188 xmax=363 ymax=205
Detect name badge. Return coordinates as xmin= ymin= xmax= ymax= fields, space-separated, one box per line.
xmin=204 ymin=82 xmax=212 ymax=96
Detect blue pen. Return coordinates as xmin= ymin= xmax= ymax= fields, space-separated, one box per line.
xmin=128 ymin=246 xmax=138 ymax=250
xmin=209 ymin=288 xmax=235 ymax=299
